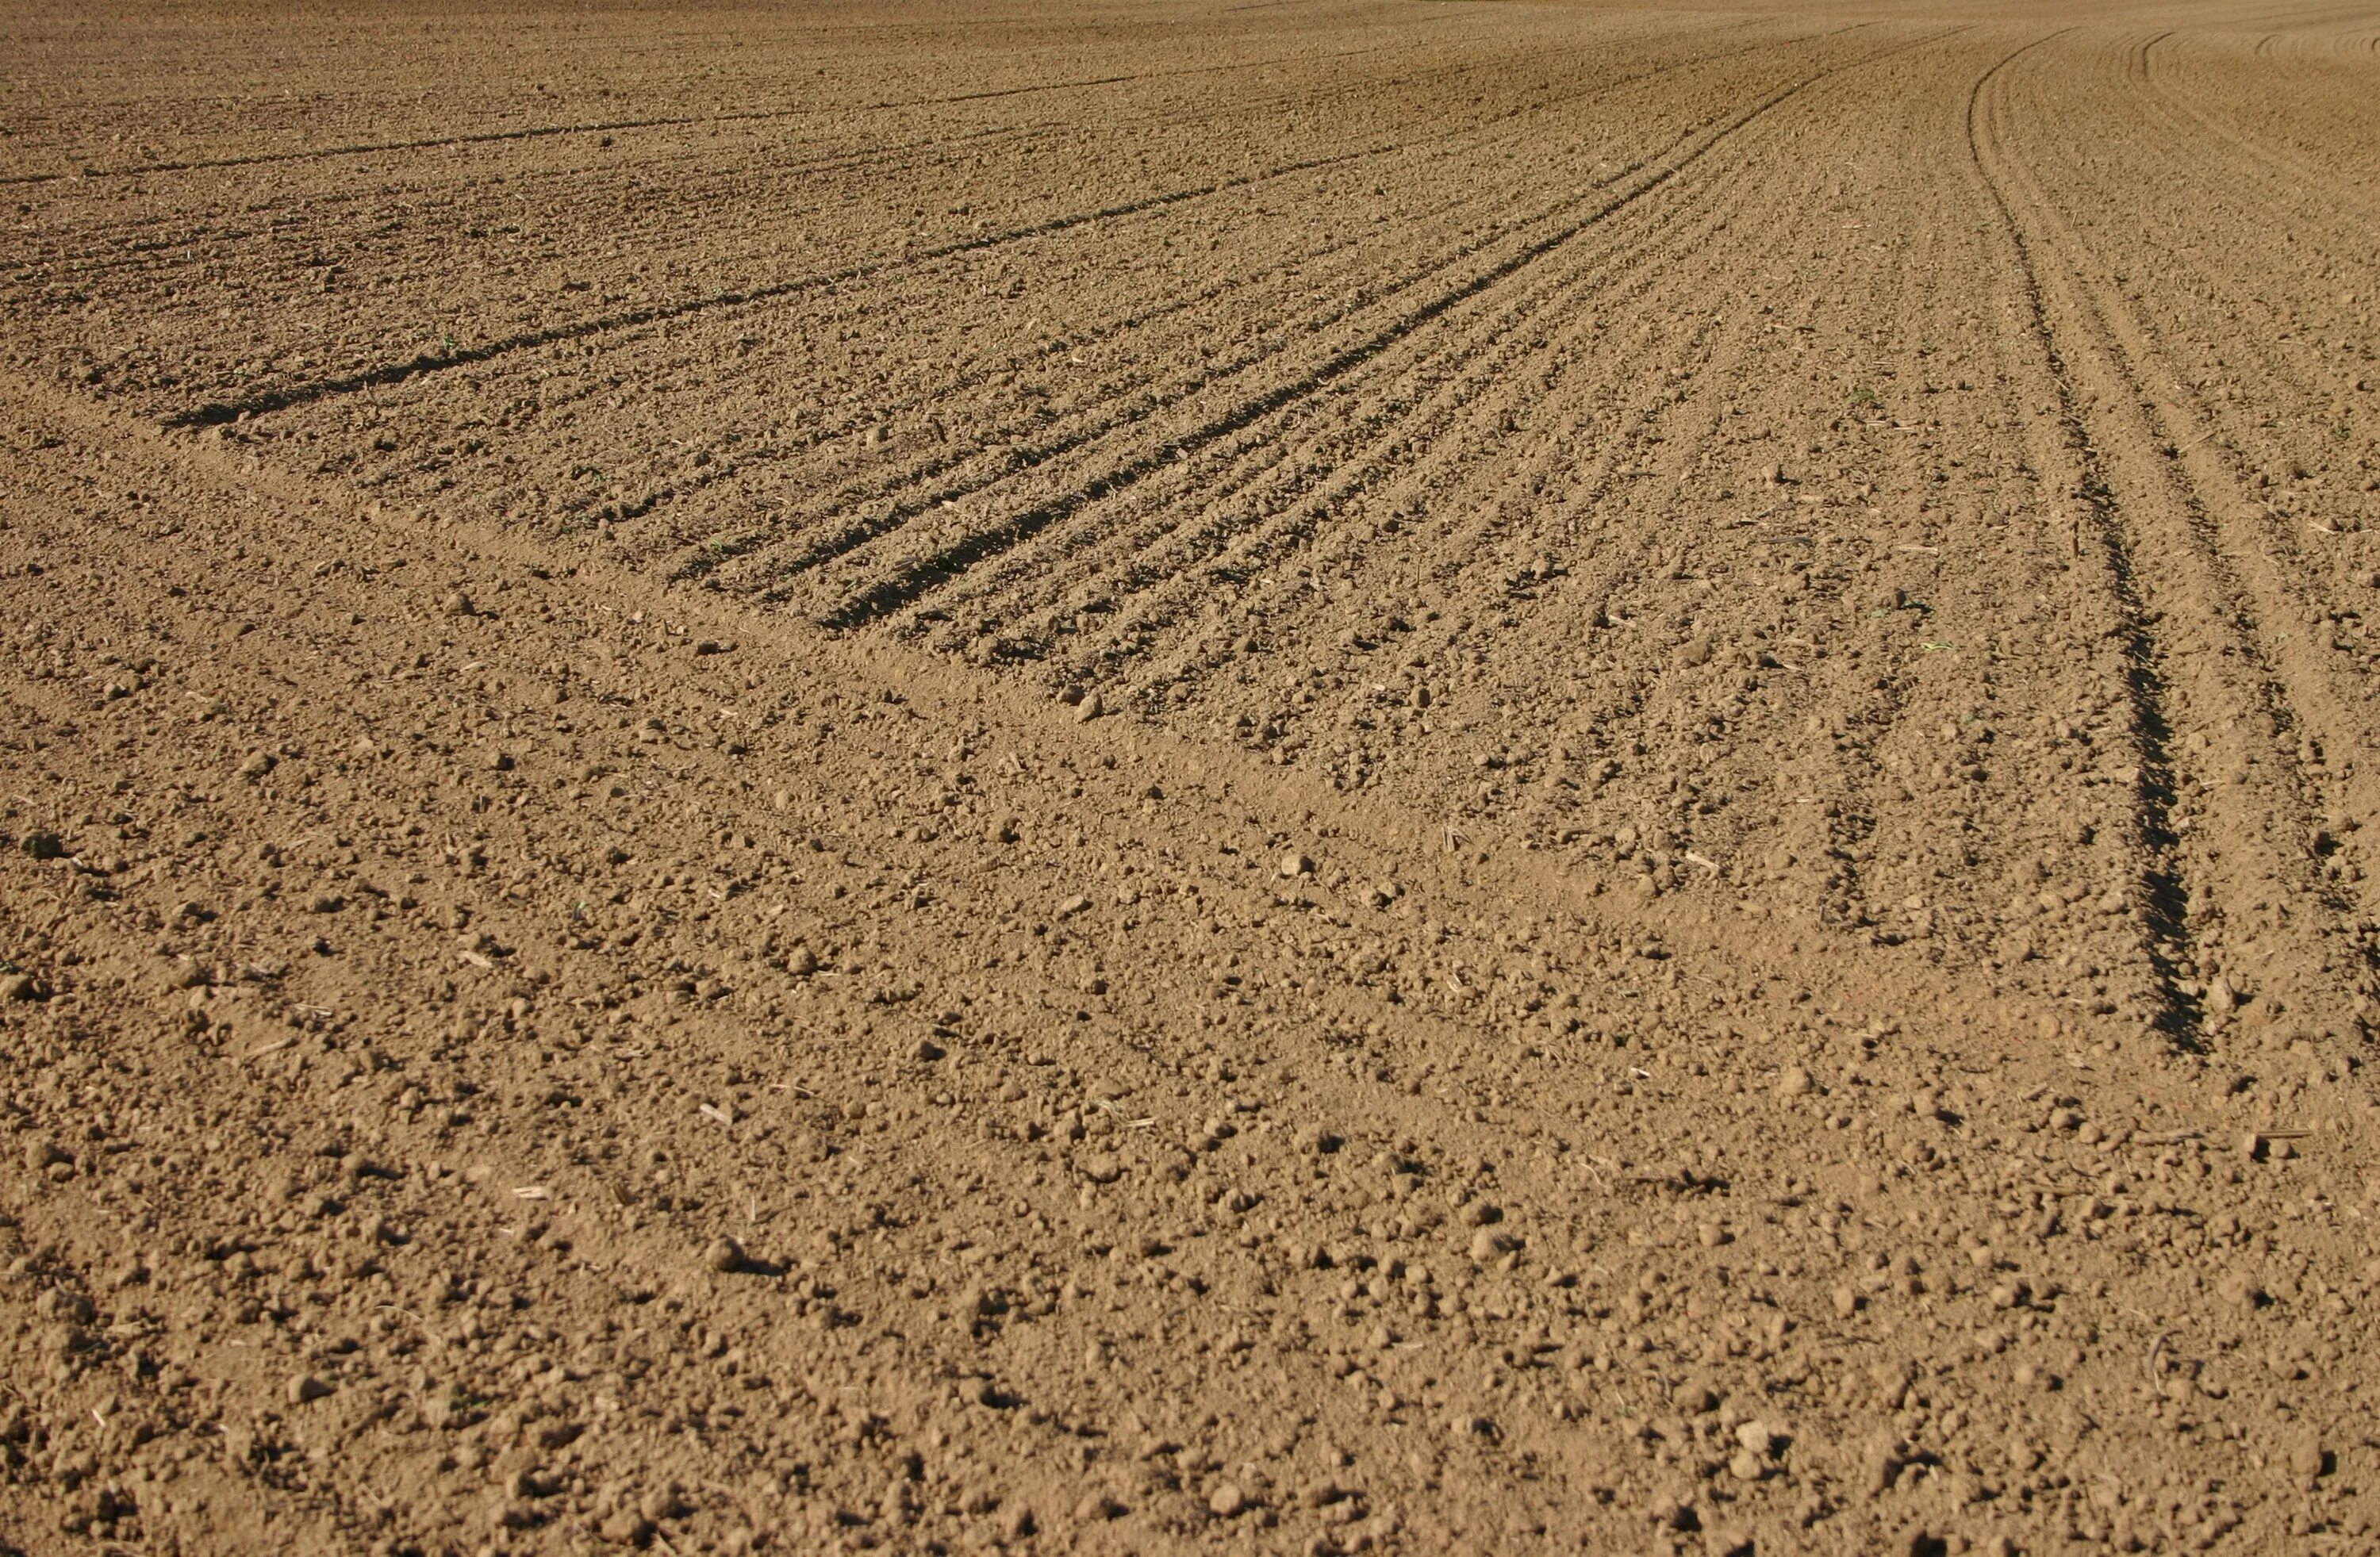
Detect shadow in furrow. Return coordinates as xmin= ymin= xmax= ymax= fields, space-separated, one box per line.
xmin=820 ymin=28 xmax=1951 ymax=631
xmin=152 ymin=20 xmax=1852 ymax=433
xmin=0 ymin=44 xmax=1415 ymax=188
xmin=157 ymin=147 xmax=1376 ymax=428
xmin=1967 ymin=36 xmax=2201 ymax=1050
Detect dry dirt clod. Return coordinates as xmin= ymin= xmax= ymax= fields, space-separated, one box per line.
xmin=597 ymin=1511 xmax=654 ymax=1547
xmin=705 ymin=1236 xmax=747 ymax=1274
xmin=1672 ymin=1380 xmax=1721 ymax=1416
xmin=1468 ymin=1229 xmax=1518 ymax=1262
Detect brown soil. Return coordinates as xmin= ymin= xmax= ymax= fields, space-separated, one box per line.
xmin=3 ymin=2 xmax=2378 ymax=1553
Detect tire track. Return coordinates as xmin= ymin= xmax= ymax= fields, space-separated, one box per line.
xmin=1971 ymin=32 xmax=2376 ymax=1045
xmin=2010 ymin=54 xmax=2380 ymax=1008
xmin=2011 ymin=32 xmax=2380 ymax=839
xmin=1967 ymin=33 xmax=2205 ymax=1046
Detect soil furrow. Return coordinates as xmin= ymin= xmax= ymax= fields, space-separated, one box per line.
xmin=10 ymin=9 xmax=2380 ymax=1554
xmin=810 ymin=31 xmax=1953 ymax=631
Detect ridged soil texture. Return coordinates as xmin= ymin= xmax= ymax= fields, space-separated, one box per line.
xmin=3 ymin=4 xmax=2378 ymax=1555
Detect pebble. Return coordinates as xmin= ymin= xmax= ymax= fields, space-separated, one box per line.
xmin=1074 ymin=691 xmax=1104 ymax=723
xmin=1207 ymin=1481 xmax=1249 ymax=1517
xmin=1280 ymin=851 xmax=1315 ymax=878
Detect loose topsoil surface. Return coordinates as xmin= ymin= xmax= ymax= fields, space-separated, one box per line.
xmin=2 ymin=1 xmax=2378 ymax=1552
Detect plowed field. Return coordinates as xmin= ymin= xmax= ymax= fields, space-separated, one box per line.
xmin=3 ymin=2 xmax=2378 ymax=1553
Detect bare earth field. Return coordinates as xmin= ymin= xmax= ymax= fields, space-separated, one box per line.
xmin=2 ymin=1 xmax=2378 ymax=1551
